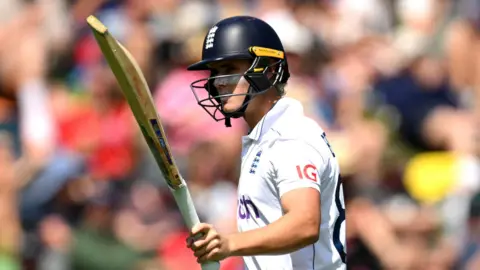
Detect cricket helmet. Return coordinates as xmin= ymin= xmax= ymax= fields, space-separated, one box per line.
xmin=187 ymin=16 xmax=290 ymax=127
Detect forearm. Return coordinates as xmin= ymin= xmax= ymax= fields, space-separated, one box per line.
xmin=228 ymin=212 xmax=318 ymax=257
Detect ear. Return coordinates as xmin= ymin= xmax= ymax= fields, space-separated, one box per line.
xmin=257 ymin=58 xmax=281 ymax=81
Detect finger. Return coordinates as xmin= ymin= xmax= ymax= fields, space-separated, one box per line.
xmin=191 ymin=223 xmax=212 ymax=236
xmin=191 ymin=231 xmax=219 ymax=251
xmin=194 ymin=246 xmax=208 ymax=258
xmin=204 ymin=238 xmax=221 ymax=254
xmin=198 ymin=247 xmax=220 ymax=263
xmin=186 ymin=233 xmax=206 ymax=248
xmin=194 ymin=238 xmax=220 ymax=258
xmin=188 ymin=224 xmax=210 ymax=247
xmin=186 ymin=237 xmax=194 ymax=248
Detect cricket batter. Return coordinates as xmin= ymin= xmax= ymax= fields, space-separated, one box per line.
xmin=186 ymin=16 xmax=346 ymax=270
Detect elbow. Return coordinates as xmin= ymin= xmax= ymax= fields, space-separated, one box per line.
xmin=301 ymin=218 xmax=320 ymax=245
xmin=303 ymin=228 xmax=320 ymax=245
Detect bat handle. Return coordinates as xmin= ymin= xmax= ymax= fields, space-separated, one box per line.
xmin=171 ymin=184 xmax=221 ymax=270
xmin=201 ymin=261 xmax=221 ymax=270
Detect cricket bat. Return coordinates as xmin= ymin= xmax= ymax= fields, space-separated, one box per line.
xmin=86 ymin=15 xmax=220 ymax=270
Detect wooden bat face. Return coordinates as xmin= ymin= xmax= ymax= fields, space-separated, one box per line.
xmin=87 ymin=15 xmax=183 ymax=189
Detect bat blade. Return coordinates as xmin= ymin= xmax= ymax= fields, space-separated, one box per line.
xmin=86 ymin=15 xmax=220 ymax=270
xmin=86 ymin=15 xmax=181 ymax=189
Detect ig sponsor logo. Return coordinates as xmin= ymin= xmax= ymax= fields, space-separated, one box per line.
xmin=296 ymin=164 xmax=318 ymax=182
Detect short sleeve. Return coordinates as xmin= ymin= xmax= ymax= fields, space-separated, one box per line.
xmin=269 ymin=140 xmax=326 ymax=198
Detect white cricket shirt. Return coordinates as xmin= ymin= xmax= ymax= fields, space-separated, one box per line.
xmin=237 ymin=97 xmax=346 ymax=270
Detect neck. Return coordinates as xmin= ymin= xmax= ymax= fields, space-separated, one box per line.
xmin=244 ymin=93 xmax=281 ymax=130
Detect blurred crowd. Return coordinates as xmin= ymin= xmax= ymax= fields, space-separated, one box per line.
xmin=0 ymin=0 xmax=479 ymax=269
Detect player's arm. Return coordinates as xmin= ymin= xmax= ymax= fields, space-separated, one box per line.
xmin=229 ymin=188 xmax=320 ymax=256
xmin=188 ymin=140 xmax=326 ymax=261
xmin=190 ymin=188 xmax=321 ymax=261
xmin=188 ymin=187 xmax=320 ymax=261
xmin=227 ymin=140 xmax=323 ymax=256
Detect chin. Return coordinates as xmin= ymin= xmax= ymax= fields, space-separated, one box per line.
xmin=222 ymin=103 xmax=242 ymax=114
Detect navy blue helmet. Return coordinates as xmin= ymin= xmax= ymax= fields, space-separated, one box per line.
xmin=188 ymin=16 xmax=290 ymax=127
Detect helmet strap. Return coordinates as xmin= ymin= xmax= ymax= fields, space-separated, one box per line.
xmin=225 ymin=117 xmax=231 ymax=127
xmin=222 ymin=93 xmax=250 ymax=127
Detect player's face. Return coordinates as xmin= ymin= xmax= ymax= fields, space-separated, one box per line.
xmin=209 ymin=59 xmax=252 ymax=113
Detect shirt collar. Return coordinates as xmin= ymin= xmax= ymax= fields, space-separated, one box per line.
xmin=246 ymin=97 xmax=303 ymax=142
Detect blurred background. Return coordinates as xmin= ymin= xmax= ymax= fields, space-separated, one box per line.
xmin=0 ymin=0 xmax=479 ymax=269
